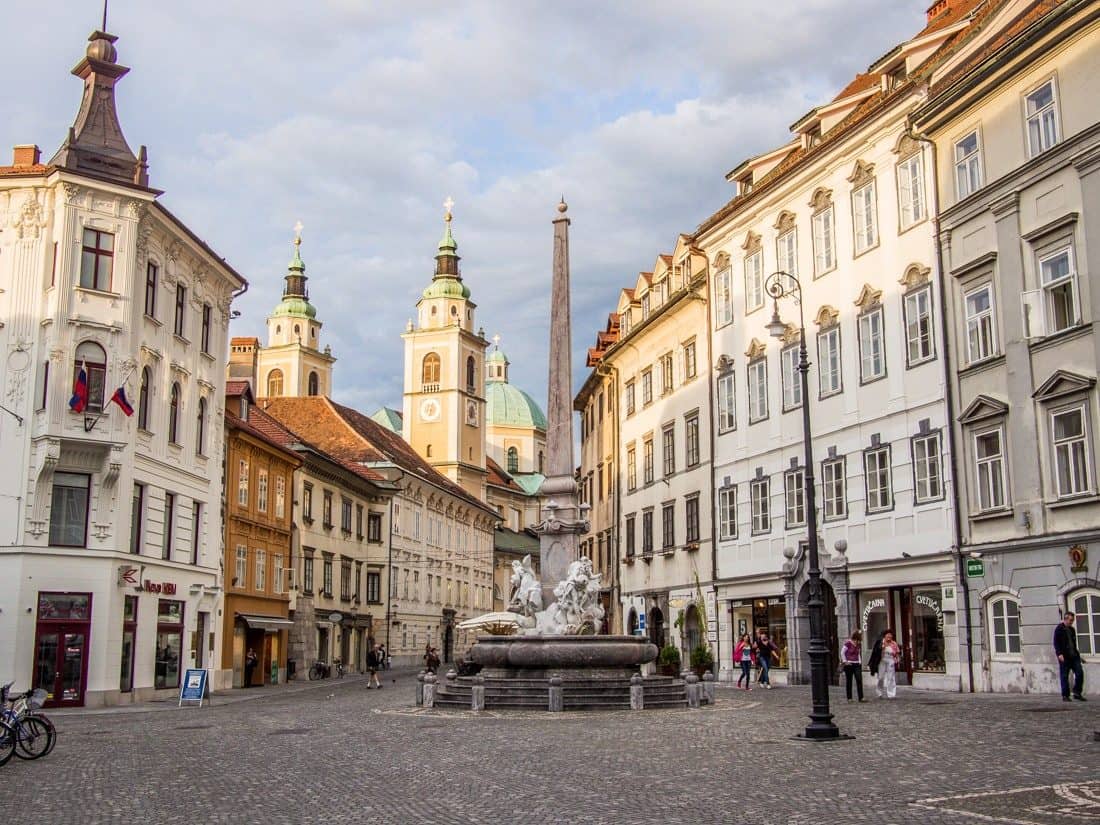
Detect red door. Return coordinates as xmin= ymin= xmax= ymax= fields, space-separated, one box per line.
xmin=34 ymin=592 xmax=92 ymax=708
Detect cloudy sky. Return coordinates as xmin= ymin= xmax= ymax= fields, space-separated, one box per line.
xmin=6 ymin=1 xmax=924 ymax=415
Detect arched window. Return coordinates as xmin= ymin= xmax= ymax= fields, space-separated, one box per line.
xmin=422 ymin=353 xmax=440 ymax=386
xmin=987 ymin=595 xmax=1021 ymax=657
xmin=507 ymin=446 xmax=519 ymax=474
xmin=267 ymin=369 xmax=284 ymax=397
xmin=168 ymin=382 xmax=181 ymax=444
xmin=293 ymin=323 xmax=301 ymax=337
xmin=426 ymin=444 xmax=433 ymax=458
xmin=137 ymin=366 xmax=151 ymax=430
xmin=538 ymin=451 xmax=545 ymax=474
xmin=74 ymin=341 xmax=107 ymax=413
xmin=466 ymin=356 xmax=475 ymax=391
xmin=195 ymin=397 xmax=207 ymax=455
xmin=308 ymin=371 xmax=319 ymax=396
xmin=1068 ymin=588 xmax=1100 ymax=654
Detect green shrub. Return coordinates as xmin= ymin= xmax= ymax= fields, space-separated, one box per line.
xmin=690 ymin=644 xmax=714 ymax=671
xmin=658 ymin=644 xmax=681 ymax=667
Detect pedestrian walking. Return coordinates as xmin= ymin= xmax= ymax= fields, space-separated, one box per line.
xmin=734 ymin=633 xmax=755 ymax=691
xmin=1054 ymin=612 xmax=1086 ymax=702
xmin=427 ymin=647 xmax=440 ymax=674
xmin=875 ymin=630 xmax=900 ymax=699
xmin=244 ymin=648 xmax=258 ymax=688
xmin=379 ymin=644 xmax=389 ymax=670
xmin=754 ymin=630 xmax=778 ymax=689
xmin=366 ymin=645 xmax=382 ymax=689
xmin=841 ymin=630 xmax=865 ymax=702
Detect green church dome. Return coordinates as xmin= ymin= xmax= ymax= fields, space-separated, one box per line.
xmin=422 ymin=278 xmax=471 ymax=300
xmin=272 ymin=296 xmax=317 ymax=319
xmin=486 ymin=380 xmax=547 ymax=430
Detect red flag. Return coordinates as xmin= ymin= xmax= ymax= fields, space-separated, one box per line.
xmin=110 ymin=386 xmax=134 ymax=416
xmin=69 ymin=361 xmax=88 ymax=413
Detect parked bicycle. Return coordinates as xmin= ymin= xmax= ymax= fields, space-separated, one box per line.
xmin=0 ymin=682 xmax=55 ymax=762
xmin=308 ymin=660 xmax=331 ymax=680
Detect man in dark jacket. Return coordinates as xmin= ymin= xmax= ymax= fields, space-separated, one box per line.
xmin=366 ymin=645 xmax=382 ymax=689
xmin=1054 ymin=612 xmax=1085 ymax=701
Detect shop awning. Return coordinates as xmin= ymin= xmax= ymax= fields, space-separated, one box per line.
xmin=237 ymin=613 xmax=294 ymax=631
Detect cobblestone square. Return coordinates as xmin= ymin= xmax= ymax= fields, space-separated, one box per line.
xmin=2 ymin=673 xmax=1097 ymax=825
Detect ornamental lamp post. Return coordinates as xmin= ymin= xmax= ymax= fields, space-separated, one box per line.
xmin=765 ymin=271 xmax=845 ymax=741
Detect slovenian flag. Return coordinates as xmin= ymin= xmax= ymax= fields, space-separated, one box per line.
xmin=110 ymin=386 xmax=134 ymax=416
xmin=69 ymin=361 xmax=88 ymax=413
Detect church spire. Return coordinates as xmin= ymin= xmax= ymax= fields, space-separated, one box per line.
xmin=434 ymin=196 xmax=462 ymax=280
xmin=284 ymin=221 xmax=309 ymax=299
xmin=50 ymin=28 xmax=149 ymax=188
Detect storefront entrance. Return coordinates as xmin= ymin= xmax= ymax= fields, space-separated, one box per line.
xmin=33 ymin=592 xmax=92 ymax=708
xmin=648 ymin=607 xmax=665 ymax=650
xmin=859 ymin=585 xmax=947 ymax=684
xmin=797 ymin=582 xmax=839 ymax=685
xmin=729 ymin=597 xmax=789 ymax=669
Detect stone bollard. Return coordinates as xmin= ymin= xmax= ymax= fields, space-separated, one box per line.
xmin=702 ymin=671 xmax=715 ymax=705
xmin=630 ymin=673 xmax=644 ymax=711
xmin=548 ymin=675 xmax=564 ymax=713
xmin=416 ymin=670 xmax=426 ymax=707
xmin=686 ymin=673 xmax=701 ymax=709
xmin=471 ymin=675 xmax=485 ymax=712
xmin=446 ymin=668 xmax=457 ymax=685
xmin=423 ymin=673 xmax=437 ymax=708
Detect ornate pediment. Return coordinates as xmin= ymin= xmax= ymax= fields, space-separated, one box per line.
xmin=893 ymin=132 xmax=921 ymax=158
xmin=853 ymin=283 xmax=882 ymax=312
xmin=808 ymin=187 xmax=832 ymax=212
xmin=958 ymin=394 xmax=1009 ymax=425
xmin=774 ymin=210 xmax=796 ymax=234
xmin=712 ymin=251 xmax=731 ymax=271
xmin=1032 ymin=370 xmax=1096 ymax=402
xmin=847 ymin=160 xmax=875 ymax=187
xmin=898 ymin=264 xmax=931 ymax=290
xmin=814 ymin=305 xmax=839 ymax=328
xmin=745 ymin=337 xmax=767 ymax=360
xmin=779 ymin=323 xmax=800 ymax=347
xmin=741 ymin=231 xmax=762 ymax=253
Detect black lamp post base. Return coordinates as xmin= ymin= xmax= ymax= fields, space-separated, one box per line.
xmin=794 ymin=728 xmax=854 ymax=743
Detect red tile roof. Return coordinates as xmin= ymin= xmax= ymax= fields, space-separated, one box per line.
xmin=0 ymin=163 xmax=49 ymax=177
xmin=486 ymin=456 xmax=525 ymax=492
xmin=919 ymin=0 xmax=985 ymax=37
xmin=832 ymin=72 xmax=879 ymax=102
xmin=230 ymin=336 xmax=260 ymax=346
xmin=225 ymin=409 xmax=302 ymax=465
xmin=225 ymin=380 xmax=251 ymax=397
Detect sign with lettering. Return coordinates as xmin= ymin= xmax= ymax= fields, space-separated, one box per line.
xmin=965 ymin=558 xmax=985 ymax=578
xmin=915 ymin=593 xmax=945 ymax=632
xmin=143 ymin=580 xmax=177 ymax=595
xmin=860 ymin=597 xmax=886 ymax=636
xmin=178 ymin=669 xmax=209 ymax=707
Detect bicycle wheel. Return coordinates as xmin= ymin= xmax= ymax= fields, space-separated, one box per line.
xmin=27 ymin=713 xmax=56 ymax=756
xmin=0 ymin=721 xmax=15 ymax=767
xmin=14 ymin=716 xmax=53 ymax=760
xmin=308 ymin=664 xmax=320 ymax=681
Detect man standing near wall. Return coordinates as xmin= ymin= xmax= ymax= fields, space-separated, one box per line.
xmin=1054 ymin=613 xmax=1085 ymax=702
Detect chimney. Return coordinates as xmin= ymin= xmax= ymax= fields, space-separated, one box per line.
xmin=12 ymin=144 xmax=41 ymax=167
xmin=926 ymin=0 xmax=951 ymax=23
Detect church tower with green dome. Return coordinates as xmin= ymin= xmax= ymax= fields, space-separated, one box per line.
xmin=485 ymin=339 xmax=547 ymax=483
xmin=256 ymin=224 xmax=336 ymax=398
xmin=401 ymin=201 xmax=489 ymax=501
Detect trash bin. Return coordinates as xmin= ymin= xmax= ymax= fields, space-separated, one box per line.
xmin=288 ymin=659 xmax=296 ymax=680
xmin=270 ymin=659 xmax=278 ymax=685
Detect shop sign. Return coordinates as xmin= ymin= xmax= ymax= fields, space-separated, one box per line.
xmin=143 ymin=580 xmax=177 ymax=595
xmin=637 ymin=612 xmax=647 ymax=633
xmin=965 ymin=558 xmax=985 ymax=578
xmin=915 ymin=593 xmax=945 ymax=632
xmin=328 ymin=612 xmax=343 ymax=624
xmin=860 ymin=597 xmax=886 ymax=635
xmin=178 ymin=669 xmax=209 ymax=708
xmin=117 ymin=566 xmax=139 ymax=586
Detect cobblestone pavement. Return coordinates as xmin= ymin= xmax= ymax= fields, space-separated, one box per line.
xmin=2 ymin=673 xmax=1096 ymax=825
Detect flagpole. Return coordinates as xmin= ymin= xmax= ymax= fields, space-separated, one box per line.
xmin=84 ymin=362 xmax=139 ymax=433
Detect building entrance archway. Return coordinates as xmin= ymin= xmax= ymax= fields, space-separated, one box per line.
xmin=796 ymin=580 xmax=839 ymax=685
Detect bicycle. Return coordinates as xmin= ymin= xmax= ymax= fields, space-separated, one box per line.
xmin=308 ymin=661 xmax=331 ymax=681
xmin=0 ymin=683 xmax=55 ymax=761
xmin=333 ymin=658 xmax=345 ymax=679
xmin=0 ymin=719 xmax=15 ymax=767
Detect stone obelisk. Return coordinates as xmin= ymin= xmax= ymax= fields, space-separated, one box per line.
xmin=535 ymin=199 xmax=587 ymax=606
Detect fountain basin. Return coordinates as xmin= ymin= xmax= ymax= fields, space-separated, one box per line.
xmin=469 ymin=634 xmax=658 ymax=680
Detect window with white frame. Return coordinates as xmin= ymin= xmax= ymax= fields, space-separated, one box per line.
xmin=237 ymin=459 xmax=249 ymax=507
xmin=255 ymin=548 xmax=266 ymax=592
xmin=864 ymin=446 xmax=892 ymax=512
xmin=781 ymin=345 xmax=802 ymax=410
xmin=661 ymin=353 xmax=674 ymax=395
xmin=777 ymin=229 xmax=797 ymax=281
xmin=717 ymin=373 xmax=736 ymax=432
xmin=273 ymin=553 xmax=284 ymax=594
xmin=234 ymin=545 xmax=248 ymax=588
xmin=662 ymin=425 xmax=675 ymax=477
xmin=748 ymin=359 xmax=768 ymax=423
xmin=714 ymin=267 xmax=733 ymax=327
xmin=1039 ymin=247 xmax=1079 ymax=334
xmin=275 ymin=476 xmax=286 ymax=519
xmin=954 ymin=131 xmax=982 ymax=199
xmin=852 ymin=182 xmax=878 ymax=254
xmin=750 ymin=477 xmax=771 ymax=534
xmin=1025 ymin=79 xmax=1059 ymax=157
xmin=989 ymin=596 xmax=1021 ymax=656
xmin=817 ymin=326 xmax=841 ymax=397
xmin=912 ymin=431 xmax=943 ymax=503
xmin=626 ymin=445 xmax=637 ymax=491
xmin=641 ymin=293 xmax=651 ymax=321
xmin=1069 ymin=589 xmax=1100 ymax=655
xmin=745 ymin=250 xmax=764 ymax=312
xmin=684 ymin=341 xmax=697 ymax=380
xmin=812 ymin=206 xmax=835 ymax=276
xmin=784 ymin=468 xmax=806 ymax=527
xmin=718 ymin=486 xmax=737 ymax=540
xmin=904 ymin=286 xmax=935 ymax=365
xmin=1051 ymin=405 xmax=1091 ymax=498
xmin=974 ymin=427 xmax=1007 ymax=511
xmin=858 ymin=307 xmax=885 ymax=382
xmin=257 ymin=469 xmax=268 ymax=513
xmin=625 ymin=381 xmax=635 ymax=416
xmin=964 ymin=284 xmax=997 ymax=363
xmin=822 ymin=458 xmax=846 ymax=520
xmin=642 ymin=369 xmax=653 ymax=406
xmin=643 ymin=438 xmax=654 ymax=485
xmin=896 ymin=153 xmax=926 ymax=229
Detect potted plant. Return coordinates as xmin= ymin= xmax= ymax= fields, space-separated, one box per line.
xmin=690 ymin=644 xmax=714 ymax=678
xmin=658 ymin=644 xmax=681 ymax=676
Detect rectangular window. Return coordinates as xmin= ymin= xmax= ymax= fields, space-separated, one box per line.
xmin=685 ymin=414 xmax=700 ymax=467
xmin=643 ymin=438 xmax=654 ymax=485
xmin=1025 ymin=80 xmax=1059 ymax=157
xmin=255 ymin=549 xmax=266 ymax=592
xmin=745 ymin=250 xmax=764 ymax=312
xmin=36 ymin=360 xmax=49 ymax=411
xmin=323 ymin=557 xmax=333 ymax=597
xmin=864 ymin=447 xmax=892 ymax=513
xmin=367 ymin=571 xmax=381 ymax=603
xmin=162 ymin=492 xmax=175 ymax=560
xmin=714 ymin=267 xmax=733 ymax=327
xmin=781 ymin=345 xmax=802 ymax=410
xmin=130 ymin=483 xmax=145 ymax=554
xmin=237 ymin=459 xmax=249 ymax=507
xmin=341 ymin=498 xmax=352 ymax=533
xmin=597 ymin=464 xmax=605 ymax=501
xmin=323 ymin=491 xmax=333 ymax=528
xmin=990 ymin=598 xmax=1021 ymax=655
xmin=817 ymin=326 xmax=841 ymax=397
xmin=662 ymin=425 xmax=675 ymax=477
xmin=80 ymin=228 xmax=114 ymax=291
xmin=625 ymin=514 xmax=636 ymax=557
xmin=777 ymin=229 xmax=797 ymax=283
xmin=685 ymin=495 xmax=700 ymax=543
xmin=748 ymin=359 xmax=768 ymax=423
xmin=661 ymin=503 xmax=675 ymax=549
xmin=896 ymin=153 xmax=926 ymax=229
xmin=190 ymin=501 xmax=201 ymax=565
xmin=367 ymin=512 xmax=381 ymax=542
xmin=275 ymin=476 xmax=286 ymax=519
xmin=912 ymin=432 xmax=943 ymax=503
xmin=641 ymin=293 xmax=651 ymax=321
xmin=812 ymin=207 xmax=835 ymax=276
xmin=852 ymin=182 xmax=878 ymax=254
xmin=1040 ymin=247 xmax=1079 ymax=334
xmin=974 ymin=428 xmax=1007 ymax=511
xmin=341 ymin=559 xmax=352 ymax=601
xmin=235 ymin=545 xmax=248 ymax=589
xmin=717 ymin=373 xmax=736 ymax=432
xmin=858 ymin=308 xmax=885 ymax=382
xmin=49 ymin=472 xmax=90 ymax=547
xmin=625 ymin=381 xmax=636 ymax=416
xmin=822 ymin=458 xmax=846 ymax=520
xmin=750 ymin=478 xmax=771 ymax=534
xmin=273 ymin=553 xmax=284 ymax=595
xmin=642 ymin=510 xmax=653 ymax=554
xmin=302 ymin=553 xmax=314 ymax=594
xmin=144 ymin=262 xmax=158 ymax=317
xmin=965 ymin=284 xmax=996 ymax=363
xmin=201 ymin=304 xmax=212 ymax=354
xmin=954 ymin=131 xmax=982 ymax=199
xmin=173 ymin=284 xmax=186 ymax=338
xmin=684 ymin=341 xmax=697 ymax=380
xmin=257 ymin=469 xmax=268 ymax=513
xmin=784 ymin=468 xmax=806 ymax=528
xmin=718 ymin=486 xmax=737 ymax=540
xmin=904 ymin=286 xmax=935 ymax=365
xmin=660 ymin=353 xmax=674 ymax=395
xmin=626 ymin=446 xmax=637 ymax=491
xmin=1052 ymin=406 xmax=1090 ymax=498
xmin=641 ymin=369 xmax=653 ymax=406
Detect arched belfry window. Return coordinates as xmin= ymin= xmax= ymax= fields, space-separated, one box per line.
xmin=267 ymin=369 xmax=284 ymax=397
xmin=507 ymin=446 xmax=519 ymax=474
xmin=422 ymin=353 xmax=441 ymax=386
xmin=308 ymin=371 xmax=319 ymax=396
xmin=466 ymin=356 xmax=476 ymax=392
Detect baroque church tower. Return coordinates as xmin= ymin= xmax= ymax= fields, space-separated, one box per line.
xmin=401 ymin=202 xmax=488 ymax=500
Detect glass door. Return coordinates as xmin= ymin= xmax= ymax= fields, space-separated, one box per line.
xmin=33 ymin=626 xmax=88 ymax=707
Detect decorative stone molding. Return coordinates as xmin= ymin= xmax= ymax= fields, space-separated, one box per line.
xmin=814 ymin=304 xmax=840 ymax=328
xmin=126 ymin=199 xmax=146 ymax=220
xmin=169 ymin=360 xmax=192 ymax=379
xmin=166 ymin=240 xmax=183 ymax=264
xmin=808 ymin=187 xmax=832 ymax=212
xmin=28 ymin=438 xmax=61 ymax=537
xmin=853 ymin=283 xmax=883 ymax=312
xmin=847 ymin=160 xmax=875 ymax=186
xmin=9 ymin=194 xmax=47 ymax=239
xmin=779 ymin=323 xmax=800 ymax=347
xmin=62 ymin=183 xmax=83 ymax=204
xmin=990 ymin=191 xmax=1020 ymax=218
xmin=898 ymin=263 xmax=931 ymax=290
xmin=741 ymin=231 xmax=761 ymax=253
xmin=1032 ymin=369 xmax=1096 ymax=402
xmin=774 ymin=210 xmax=796 ymax=234
xmin=140 ymin=344 xmax=163 ymax=362
xmin=744 ymin=337 xmax=767 ymax=360
xmin=893 ymin=132 xmax=921 ymax=157
xmin=958 ymin=394 xmax=1009 ymax=425
xmin=712 ymin=251 xmax=730 ymax=271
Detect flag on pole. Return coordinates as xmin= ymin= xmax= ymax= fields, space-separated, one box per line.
xmin=110 ymin=385 xmax=134 ymax=416
xmin=69 ymin=361 xmax=88 ymax=413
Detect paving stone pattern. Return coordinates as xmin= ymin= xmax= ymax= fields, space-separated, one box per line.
xmin=2 ymin=674 xmax=1096 ymax=825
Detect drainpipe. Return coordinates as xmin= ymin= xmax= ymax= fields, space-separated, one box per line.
xmin=385 ymin=468 xmax=407 ymax=663
xmin=909 ymin=120 xmax=975 ymax=693
xmin=597 ymin=362 xmax=621 ymax=632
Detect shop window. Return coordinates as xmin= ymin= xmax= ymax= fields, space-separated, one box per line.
xmin=155 ymin=600 xmax=184 ymax=690
xmin=988 ymin=595 xmax=1021 ymax=657
xmin=1069 ymin=589 xmax=1100 ymax=655
xmin=49 ymin=472 xmax=90 ymax=548
xmin=120 ymin=595 xmax=138 ymax=693
xmin=74 ymin=341 xmax=107 ymax=413
xmin=911 ymin=587 xmax=946 ymax=672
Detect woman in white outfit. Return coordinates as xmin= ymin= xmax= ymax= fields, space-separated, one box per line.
xmin=877 ymin=630 xmax=901 ymax=699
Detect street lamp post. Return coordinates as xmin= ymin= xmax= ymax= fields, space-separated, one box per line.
xmin=764 ymin=271 xmax=843 ymax=741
